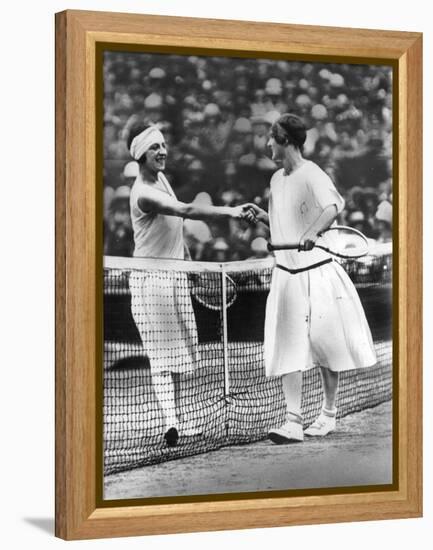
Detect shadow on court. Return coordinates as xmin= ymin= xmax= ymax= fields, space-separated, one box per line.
xmin=104 ymin=400 xmax=392 ymax=500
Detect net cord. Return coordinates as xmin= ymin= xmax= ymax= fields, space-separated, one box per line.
xmin=103 ymin=242 xmax=391 ymax=274
xmin=103 ymin=255 xmax=275 ymax=273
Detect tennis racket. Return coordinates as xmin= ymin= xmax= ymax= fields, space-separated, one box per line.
xmin=190 ymin=273 xmax=237 ymax=310
xmin=267 ymin=225 xmax=369 ymax=259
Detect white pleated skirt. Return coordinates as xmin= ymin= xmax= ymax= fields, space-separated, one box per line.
xmin=129 ymin=271 xmax=200 ymax=374
xmin=264 ymin=261 xmax=377 ymax=377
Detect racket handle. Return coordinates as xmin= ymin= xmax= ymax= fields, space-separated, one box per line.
xmin=267 ymin=242 xmax=300 ymax=251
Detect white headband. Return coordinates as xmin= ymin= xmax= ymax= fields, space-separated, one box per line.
xmin=129 ymin=126 xmax=165 ymax=160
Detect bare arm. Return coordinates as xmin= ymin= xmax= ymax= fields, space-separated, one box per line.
xmin=299 ymin=204 xmax=338 ymax=250
xmin=137 ymin=186 xmax=256 ymax=222
xmin=179 ymin=202 xmax=240 ymax=221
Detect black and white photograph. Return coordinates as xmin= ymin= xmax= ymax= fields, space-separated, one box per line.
xmin=102 ymin=50 xmax=393 ymax=501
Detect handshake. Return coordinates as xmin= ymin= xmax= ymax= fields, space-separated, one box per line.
xmin=232 ymin=203 xmax=267 ymax=225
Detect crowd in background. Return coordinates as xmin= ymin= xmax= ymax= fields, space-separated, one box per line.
xmin=103 ymin=52 xmax=393 ymax=261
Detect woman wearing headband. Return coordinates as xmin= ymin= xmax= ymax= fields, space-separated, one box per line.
xmin=128 ymin=123 xmax=255 ymax=258
xmin=127 ymin=122 xmax=256 ymax=447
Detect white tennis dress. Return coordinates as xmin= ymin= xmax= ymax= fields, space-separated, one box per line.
xmin=265 ymin=161 xmax=376 ymax=376
xmin=129 ymin=172 xmax=200 ymax=374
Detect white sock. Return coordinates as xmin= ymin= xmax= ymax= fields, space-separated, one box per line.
xmin=287 ymin=411 xmax=303 ymax=424
xmin=322 ymin=406 xmax=337 ymax=418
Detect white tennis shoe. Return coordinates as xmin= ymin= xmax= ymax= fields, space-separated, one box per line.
xmin=304 ymin=411 xmax=336 ymax=437
xmin=268 ymin=420 xmax=304 ymax=444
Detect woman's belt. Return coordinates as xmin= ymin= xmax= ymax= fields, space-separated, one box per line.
xmin=276 ymin=258 xmax=332 ymax=275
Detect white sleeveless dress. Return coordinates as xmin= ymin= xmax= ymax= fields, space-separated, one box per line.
xmin=264 ymin=162 xmax=377 ymax=376
xmin=129 ymin=172 xmax=200 ymax=374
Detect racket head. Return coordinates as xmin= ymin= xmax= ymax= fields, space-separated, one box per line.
xmin=191 ymin=273 xmax=237 ymax=310
xmin=317 ymin=225 xmax=370 ymax=259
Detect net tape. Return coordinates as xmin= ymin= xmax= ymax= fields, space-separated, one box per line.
xmin=104 ymin=246 xmax=392 ymax=475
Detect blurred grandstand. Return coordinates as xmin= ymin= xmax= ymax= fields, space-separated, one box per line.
xmin=103 ymin=52 xmax=393 ymax=261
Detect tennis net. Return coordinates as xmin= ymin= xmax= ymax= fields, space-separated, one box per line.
xmin=103 ymin=245 xmax=392 ymax=475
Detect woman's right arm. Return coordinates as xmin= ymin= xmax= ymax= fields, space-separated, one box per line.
xmin=137 ymin=186 xmax=256 ymax=223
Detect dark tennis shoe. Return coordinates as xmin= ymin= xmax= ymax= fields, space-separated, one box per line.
xmin=268 ymin=420 xmax=304 ymax=444
xmin=164 ymin=426 xmax=179 ymax=447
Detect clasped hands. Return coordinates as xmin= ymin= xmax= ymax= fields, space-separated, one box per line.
xmin=232 ymin=203 xmax=264 ymax=225
xmin=233 ymin=203 xmax=318 ymax=251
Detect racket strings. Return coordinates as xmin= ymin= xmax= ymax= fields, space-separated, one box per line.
xmin=318 ymin=227 xmax=369 ymax=258
xmin=191 ymin=273 xmax=237 ymax=310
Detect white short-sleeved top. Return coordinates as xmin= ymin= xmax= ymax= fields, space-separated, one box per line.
xmin=268 ymin=161 xmax=345 ymax=270
xmin=130 ymin=172 xmax=185 ymax=259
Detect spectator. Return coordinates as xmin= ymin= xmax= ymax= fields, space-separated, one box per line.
xmin=249 ymin=237 xmax=270 ymax=259
xmin=263 ymin=78 xmax=288 ymax=114
xmin=211 ymin=237 xmax=230 ymax=262
xmin=375 ymin=200 xmax=392 ymax=242
xmin=346 ymin=210 xmax=375 ymax=239
xmin=104 ymin=186 xmax=134 ymax=257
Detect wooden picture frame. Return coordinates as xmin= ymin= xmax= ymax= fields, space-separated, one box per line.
xmin=55 ymin=9 xmax=422 ymax=540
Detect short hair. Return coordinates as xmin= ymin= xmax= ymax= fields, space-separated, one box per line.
xmin=271 ymin=113 xmax=307 ymax=151
xmin=126 ymin=121 xmax=152 ymax=164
